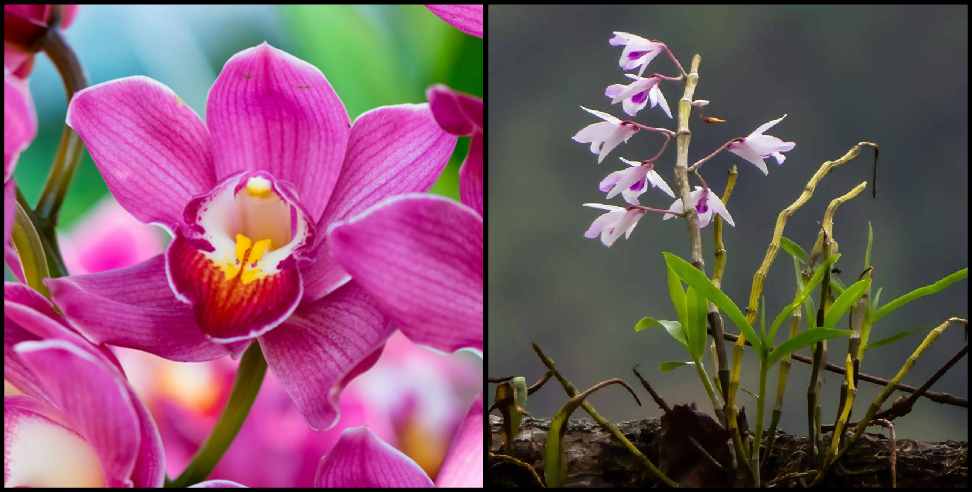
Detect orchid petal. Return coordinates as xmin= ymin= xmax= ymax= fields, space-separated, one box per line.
xmin=4 ymin=396 xmax=106 ymax=487
xmin=259 ymin=282 xmax=393 ymax=430
xmin=749 ymin=114 xmax=788 ymax=137
xmin=66 ymin=76 xmax=215 ymax=231
xmin=318 ymin=104 xmax=456 ymax=228
xmin=727 ymin=142 xmax=769 ymax=175
xmin=425 ymin=4 xmax=483 ymax=38
xmin=435 ymin=394 xmax=484 ymax=487
xmin=647 ymin=169 xmax=676 ymax=198
xmin=579 ymin=106 xmax=620 ymax=124
xmin=585 ymin=208 xmax=625 ymax=239
xmin=426 ymin=84 xmax=482 ymax=136
xmin=458 ymin=133 xmax=484 ymax=216
xmin=14 ymin=340 xmax=140 ymax=487
xmin=4 ymin=72 xmax=36 ymax=182
xmin=651 ymin=84 xmax=673 ymax=118
xmin=190 ymin=480 xmax=248 ymax=488
xmin=314 ymin=427 xmax=434 ymax=487
xmin=207 ymin=43 xmax=350 ymax=222
xmin=46 ymin=256 xmax=229 ymax=362
xmin=328 ymin=194 xmax=483 ymax=353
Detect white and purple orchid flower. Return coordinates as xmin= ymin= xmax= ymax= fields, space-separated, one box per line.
xmin=604 ymin=74 xmax=672 ymax=118
xmin=314 ymin=394 xmax=484 ymax=488
xmin=4 ymin=282 xmax=165 ymax=487
xmin=583 ymin=203 xmax=647 ymax=247
xmin=726 ymin=114 xmax=796 ymax=175
xmin=425 ymin=4 xmax=483 ymax=38
xmin=45 ymin=42 xmax=460 ymax=431
xmin=572 ymin=106 xmax=639 ymax=164
xmin=663 ymin=186 xmax=735 ymax=229
xmin=609 ymin=31 xmax=666 ymax=77
xmin=599 ymin=157 xmax=675 ymax=205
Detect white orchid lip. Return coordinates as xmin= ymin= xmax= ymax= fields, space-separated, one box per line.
xmin=185 ymin=171 xmax=313 ymax=286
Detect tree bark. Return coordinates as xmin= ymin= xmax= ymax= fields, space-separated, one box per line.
xmin=488 ymin=415 xmax=968 ymax=488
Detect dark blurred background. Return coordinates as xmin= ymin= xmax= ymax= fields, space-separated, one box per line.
xmin=488 ymin=5 xmax=967 ymax=440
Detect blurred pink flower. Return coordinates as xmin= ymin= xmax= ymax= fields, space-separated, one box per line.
xmin=314 ymin=394 xmax=484 ymax=488
xmin=425 ymin=4 xmax=483 ymax=38
xmin=114 ymin=348 xmax=392 ymax=488
xmin=59 ymin=196 xmax=166 ymax=275
xmin=3 ymin=70 xmax=36 ymax=266
xmin=3 ymin=283 xmax=164 ymax=487
xmin=427 ymin=84 xmax=483 ymax=216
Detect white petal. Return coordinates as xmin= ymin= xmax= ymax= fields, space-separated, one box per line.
xmin=651 ymin=85 xmax=673 ymax=119
xmin=598 ymin=127 xmax=636 ymax=164
xmin=5 ymin=411 xmax=106 ymax=487
xmin=585 ymin=209 xmax=624 ymax=239
xmin=619 ymin=157 xmax=642 ymax=167
xmin=598 ymin=169 xmax=626 ymax=193
xmin=727 ymin=143 xmax=769 ymax=175
xmin=749 ymin=114 xmax=788 ymax=137
xmin=604 ymin=84 xmax=626 ymax=101
xmin=772 ymin=152 xmax=786 ymax=165
xmin=583 ymin=202 xmax=624 ymax=212
xmin=647 ymin=169 xmax=676 ymax=198
xmin=705 ymin=192 xmax=736 ymax=227
xmin=580 ymin=106 xmax=620 ymax=124
xmin=622 ymin=209 xmax=644 ymax=239
xmin=663 ymin=198 xmax=684 ymax=220
xmin=621 ymin=91 xmax=650 ymax=116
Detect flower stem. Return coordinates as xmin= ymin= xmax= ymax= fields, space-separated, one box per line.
xmin=168 ymin=343 xmax=267 ymax=488
xmin=32 ymin=27 xmax=87 ymax=276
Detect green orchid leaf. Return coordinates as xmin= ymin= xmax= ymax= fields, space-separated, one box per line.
xmin=662 ymin=252 xmax=761 ymax=354
xmin=780 ymin=236 xmax=809 ymax=263
xmin=823 ymin=276 xmax=871 ymax=328
xmin=633 ymin=317 xmax=688 ymax=351
xmin=767 ymin=254 xmax=841 ymax=342
xmin=659 ymin=360 xmax=696 ymax=372
xmin=872 ymin=268 xmax=968 ymax=323
xmin=863 ymin=329 xmax=916 ymax=351
xmin=768 ymin=328 xmax=852 ymax=367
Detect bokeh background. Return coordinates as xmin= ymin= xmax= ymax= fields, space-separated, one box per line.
xmin=488 ymin=5 xmax=967 ymax=441
xmin=7 ymin=5 xmax=482 ymax=486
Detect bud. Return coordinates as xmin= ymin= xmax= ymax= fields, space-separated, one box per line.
xmin=703 ymin=115 xmax=727 ymax=124
xmin=691 ymin=99 xmax=710 ymax=107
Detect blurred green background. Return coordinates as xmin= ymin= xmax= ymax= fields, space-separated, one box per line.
xmin=488 ymin=5 xmax=967 ymax=440
xmin=11 ymin=4 xmax=481 ymax=243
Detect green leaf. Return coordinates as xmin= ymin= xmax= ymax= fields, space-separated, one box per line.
xmin=864 ymin=221 xmax=874 ymax=269
xmin=544 ymin=380 xmax=639 ymax=487
xmin=662 ymin=252 xmax=762 ymax=354
xmin=767 ymin=254 xmax=841 ymax=343
xmin=685 ymin=287 xmax=707 ymax=359
xmin=871 ymin=287 xmax=884 ymax=312
xmin=633 ymin=317 xmax=688 ymax=351
xmin=780 ymin=236 xmax=809 ymax=263
xmin=659 ymin=360 xmax=696 ymax=372
xmin=767 ymin=328 xmax=853 ymax=367
xmin=823 ymin=277 xmax=871 ymax=328
xmin=863 ymin=329 xmax=916 ymax=351
xmin=872 ymin=268 xmax=968 ymax=323
xmin=666 ymin=261 xmax=687 ymax=326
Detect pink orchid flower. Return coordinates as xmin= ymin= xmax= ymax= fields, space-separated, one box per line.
xmin=46 ymin=42 xmax=458 ymax=430
xmin=115 ymin=348 xmax=393 ymax=487
xmin=599 ymin=157 xmax=675 ymax=205
xmin=328 ymin=193 xmax=483 ymax=354
xmin=663 ymin=185 xmax=735 ymax=229
xmin=583 ymin=203 xmax=646 ymax=247
xmin=4 ymin=282 xmax=165 ymax=487
xmin=425 ymin=4 xmax=483 ymax=38
xmin=609 ymin=31 xmax=666 ymax=77
xmin=314 ymin=394 xmax=484 ymax=488
xmin=4 ymin=4 xmax=79 ymax=77
xmin=572 ymin=106 xmax=639 ymax=164
xmin=59 ymin=196 xmax=166 ymax=275
xmin=427 ymin=84 xmax=483 ymax=216
xmin=726 ymin=114 xmax=796 ymax=175
xmin=604 ymin=74 xmax=672 ymax=118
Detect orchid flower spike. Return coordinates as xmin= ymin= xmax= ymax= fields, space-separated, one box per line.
xmin=609 ymin=32 xmax=666 ymax=77
xmin=599 ymin=157 xmax=675 ymax=205
xmin=572 ymin=106 xmax=638 ymax=164
xmin=604 ymin=74 xmax=672 ymax=118
xmin=583 ymin=203 xmax=646 ymax=247
xmin=663 ymin=186 xmax=735 ymax=229
xmin=726 ymin=114 xmax=796 ymax=175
